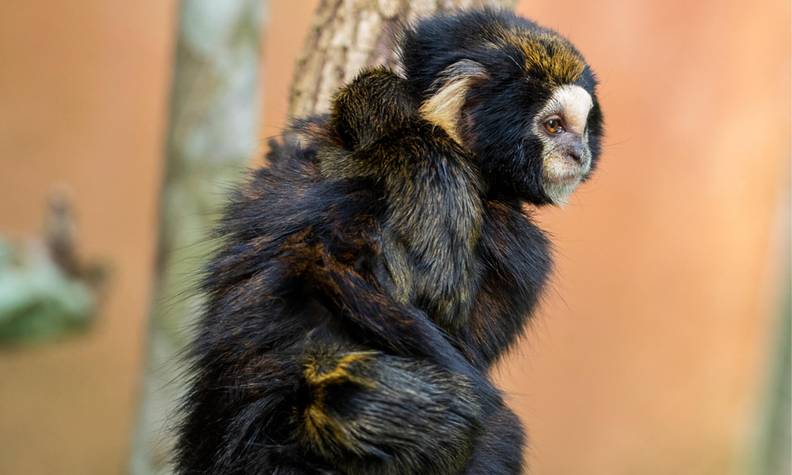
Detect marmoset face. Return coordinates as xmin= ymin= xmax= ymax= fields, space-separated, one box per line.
xmin=533 ymin=84 xmax=596 ymax=205
xmin=466 ymin=33 xmax=604 ymax=206
xmin=402 ymin=10 xmax=604 ymax=205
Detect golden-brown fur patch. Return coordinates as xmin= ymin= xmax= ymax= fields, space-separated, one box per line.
xmin=498 ymin=28 xmax=585 ymax=84
xmin=303 ymin=351 xmax=377 ymax=450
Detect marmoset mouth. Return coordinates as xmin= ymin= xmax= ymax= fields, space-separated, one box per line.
xmin=550 ymin=173 xmax=581 ymax=183
xmin=545 ymin=174 xmax=582 ymax=189
xmin=544 ymin=157 xmax=587 ymax=184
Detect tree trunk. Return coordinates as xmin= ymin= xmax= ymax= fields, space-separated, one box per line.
xmin=129 ymin=1 xmax=265 ymax=474
xmin=289 ymin=0 xmax=515 ymax=118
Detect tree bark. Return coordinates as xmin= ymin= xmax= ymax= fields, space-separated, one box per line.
xmin=288 ymin=0 xmax=515 ymax=118
xmin=130 ymin=1 xmax=265 ymax=474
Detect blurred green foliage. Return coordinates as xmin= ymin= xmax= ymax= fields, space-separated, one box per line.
xmin=0 ymin=239 xmax=95 ymax=345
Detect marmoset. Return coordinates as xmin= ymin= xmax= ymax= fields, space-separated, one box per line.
xmin=175 ymin=8 xmax=603 ymax=475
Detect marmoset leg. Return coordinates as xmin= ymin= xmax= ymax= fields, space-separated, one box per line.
xmin=176 ymin=345 xmax=487 ymax=475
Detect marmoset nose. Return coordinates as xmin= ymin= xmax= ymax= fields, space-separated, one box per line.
xmin=566 ymin=143 xmax=584 ymax=163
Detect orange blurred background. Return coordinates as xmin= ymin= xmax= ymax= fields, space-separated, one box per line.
xmin=0 ymin=1 xmax=788 ymax=474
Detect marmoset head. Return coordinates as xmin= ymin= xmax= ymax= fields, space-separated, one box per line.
xmin=400 ymin=9 xmax=604 ymax=205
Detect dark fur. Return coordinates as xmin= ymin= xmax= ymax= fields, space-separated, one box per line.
xmin=175 ymin=9 xmax=602 ymax=474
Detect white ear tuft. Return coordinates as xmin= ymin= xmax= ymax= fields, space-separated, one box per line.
xmin=419 ymin=60 xmax=487 ymax=144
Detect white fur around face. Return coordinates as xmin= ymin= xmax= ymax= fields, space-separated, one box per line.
xmin=532 ymin=84 xmax=594 ymax=205
xmin=548 ymin=85 xmax=593 ymax=135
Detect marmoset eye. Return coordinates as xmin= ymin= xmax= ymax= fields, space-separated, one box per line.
xmin=544 ymin=117 xmax=564 ymax=134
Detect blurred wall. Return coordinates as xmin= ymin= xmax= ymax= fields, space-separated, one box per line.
xmin=0 ymin=1 xmax=175 ymax=473
xmin=504 ymin=2 xmax=789 ymax=473
xmin=0 ymin=1 xmax=788 ymax=474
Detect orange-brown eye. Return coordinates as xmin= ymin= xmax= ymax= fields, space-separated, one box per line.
xmin=544 ymin=117 xmax=564 ymax=135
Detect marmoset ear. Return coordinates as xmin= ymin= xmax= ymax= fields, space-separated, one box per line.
xmin=419 ymin=60 xmax=488 ymax=144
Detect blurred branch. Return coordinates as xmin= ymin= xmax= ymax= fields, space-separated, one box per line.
xmin=0 ymin=190 xmax=106 ymax=346
xmin=753 ymin=266 xmax=791 ymax=475
xmin=129 ymin=1 xmax=266 ymax=474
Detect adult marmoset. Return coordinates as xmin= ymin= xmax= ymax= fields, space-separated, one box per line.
xmin=175 ymin=8 xmax=603 ymax=475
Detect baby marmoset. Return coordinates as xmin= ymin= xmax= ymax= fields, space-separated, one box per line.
xmin=175 ymin=8 xmax=603 ymax=475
